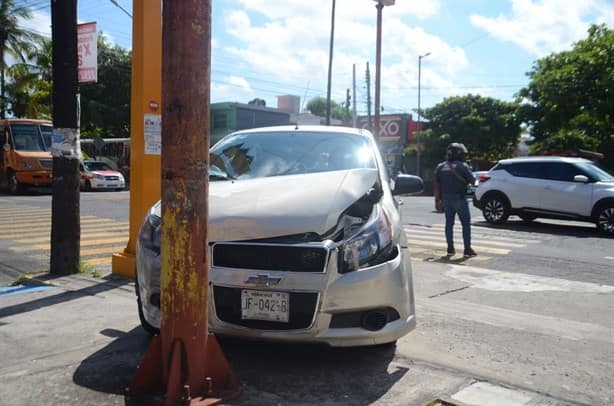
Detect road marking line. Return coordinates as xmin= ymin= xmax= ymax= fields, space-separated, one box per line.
xmin=404 ymin=231 xmax=525 ymax=248
xmin=14 ymin=230 xmax=128 ymax=244
xmin=11 ymin=237 xmax=127 ymax=252
xmin=0 ymin=225 xmax=129 ymax=239
xmin=84 ymin=257 xmax=113 ymax=265
xmin=0 ymin=218 xmax=126 ymax=229
xmin=406 ymin=238 xmax=510 ymax=255
xmin=407 ymin=225 xmax=541 ymax=243
xmin=81 ymin=246 xmax=126 ymax=256
xmin=0 ymin=211 xmax=51 ymax=219
xmin=605 ymin=257 xmax=614 ymax=260
xmin=446 ymin=265 xmax=614 ymax=292
xmin=418 ymin=298 xmax=614 ymax=345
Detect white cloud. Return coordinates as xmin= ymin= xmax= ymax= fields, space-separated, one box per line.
xmin=212 ymin=76 xmax=254 ymax=102
xmin=19 ymin=10 xmax=51 ymax=38
xmin=219 ymin=3 xmax=465 ymax=111
xmin=470 ymin=0 xmax=614 ymax=56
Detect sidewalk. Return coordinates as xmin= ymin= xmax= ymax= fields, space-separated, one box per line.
xmin=0 ymin=269 xmax=574 ymax=406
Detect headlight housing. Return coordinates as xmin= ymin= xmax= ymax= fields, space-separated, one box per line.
xmin=21 ymin=161 xmax=34 ymax=169
xmin=138 ymin=211 xmax=161 ymax=255
xmin=340 ymin=203 xmax=393 ymax=273
xmin=93 ymin=173 xmax=105 ymax=180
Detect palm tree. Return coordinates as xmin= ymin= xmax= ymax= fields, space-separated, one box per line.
xmin=7 ymin=37 xmax=52 ymax=118
xmin=0 ymin=0 xmax=38 ymax=118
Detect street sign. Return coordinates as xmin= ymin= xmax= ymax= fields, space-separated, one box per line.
xmin=78 ymin=22 xmax=97 ymax=83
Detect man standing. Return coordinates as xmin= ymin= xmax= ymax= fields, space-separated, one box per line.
xmin=434 ymin=143 xmax=477 ymax=258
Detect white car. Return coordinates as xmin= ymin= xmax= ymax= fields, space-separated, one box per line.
xmin=80 ymin=160 xmax=126 ymax=191
xmin=136 ymin=125 xmax=423 ymax=346
xmin=473 ymin=156 xmax=614 ymax=235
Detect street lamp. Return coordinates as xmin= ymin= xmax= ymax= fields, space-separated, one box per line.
xmin=372 ymin=0 xmax=394 ymax=139
xmin=416 ymin=52 xmax=430 ymax=176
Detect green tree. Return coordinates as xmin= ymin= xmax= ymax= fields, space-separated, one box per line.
xmin=306 ymin=96 xmax=350 ymax=122
xmin=420 ymin=94 xmax=521 ymax=171
xmin=79 ymin=35 xmax=131 ymax=138
xmin=6 ymin=37 xmax=52 ymax=118
xmin=0 ymin=0 xmax=39 ymax=118
xmin=517 ymin=24 xmax=614 ymax=168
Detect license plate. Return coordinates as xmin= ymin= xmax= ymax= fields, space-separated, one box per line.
xmin=241 ymin=289 xmax=289 ymax=322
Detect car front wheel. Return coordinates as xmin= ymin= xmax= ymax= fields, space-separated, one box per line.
xmin=595 ymin=204 xmax=614 ymax=236
xmin=135 ymin=279 xmax=159 ymax=335
xmin=482 ymin=194 xmax=510 ymax=225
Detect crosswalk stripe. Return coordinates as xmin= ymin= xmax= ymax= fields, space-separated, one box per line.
xmin=0 ymin=217 xmax=124 ymax=229
xmin=405 ymin=225 xmax=541 ymax=244
xmin=11 ymin=237 xmax=127 ymax=252
xmin=404 ymin=230 xmax=525 ymax=248
xmin=84 ymin=257 xmax=113 ymax=266
xmin=0 ymin=225 xmax=128 ymax=239
xmin=14 ymin=230 xmax=128 ymax=244
xmin=0 ymin=211 xmax=51 ymax=219
xmin=81 ymin=246 xmax=126 ymax=256
xmin=406 ymin=238 xmax=510 ymax=255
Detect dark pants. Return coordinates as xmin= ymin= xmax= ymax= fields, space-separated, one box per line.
xmin=442 ymin=196 xmax=471 ymax=250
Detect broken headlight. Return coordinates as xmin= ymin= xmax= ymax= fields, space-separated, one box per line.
xmin=138 ymin=210 xmax=161 ymax=255
xmin=340 ymin=203 xmax=393 ymax=273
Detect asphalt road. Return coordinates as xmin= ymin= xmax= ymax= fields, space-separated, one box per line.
xmin=0 ymin=190 xmax=612 ymax=405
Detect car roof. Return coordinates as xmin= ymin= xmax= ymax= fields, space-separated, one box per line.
xmin=230 ymin=125 xmax=374 ymax=138
xmin=498 ymin=156 xmax=592 ymax=164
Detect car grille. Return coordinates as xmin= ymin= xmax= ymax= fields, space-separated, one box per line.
xmin=213 ymin=286 xmax=318 ymax=330
xmin=39 ymin=159 xmax=53 ymax=169
xmin=212 ymin=243 xmax=329 ymax=273
xmin=104 ymin=175 xmax=120 ymax=181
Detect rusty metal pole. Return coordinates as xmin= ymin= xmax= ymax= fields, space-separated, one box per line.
xmin=126 ymin=1 xmax=239 ymax=404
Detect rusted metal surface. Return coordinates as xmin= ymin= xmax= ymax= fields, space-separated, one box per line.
xmin=127 ymin=0 xmax=239 ymax=404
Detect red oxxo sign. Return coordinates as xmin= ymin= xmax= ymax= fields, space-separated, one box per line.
xmin=78 ymin=22 xmax=97 ymax=83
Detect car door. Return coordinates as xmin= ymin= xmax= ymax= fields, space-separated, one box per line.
xmin=503 ymin=162 xmax=546 ymax=209
xmin=540 ymin=162 xmax=593 ymax=216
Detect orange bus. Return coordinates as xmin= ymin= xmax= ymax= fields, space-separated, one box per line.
xmin=0 ymin=119 xmax=53 ymax=194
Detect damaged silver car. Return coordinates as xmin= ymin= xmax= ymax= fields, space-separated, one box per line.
xmin=136 ymin=125 xmax=423 ymax=347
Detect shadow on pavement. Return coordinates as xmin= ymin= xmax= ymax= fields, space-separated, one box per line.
xmin=73 ymin=330 xmax=406 ymax=405
xmin=73 ymin=327 xmax=149 ymax=395
xmin=0 ymin=275 xmax=131 ymax=319
xmin=474 ymin=219 xmax=611 ymax=239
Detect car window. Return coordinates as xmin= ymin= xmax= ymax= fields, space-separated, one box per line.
xmin=542 ymin=162 xmax=585 ymax=182
xmin=505 ymin=162 xmax=544 ymax=179
xmin=576 ymin=162 xmax=614 ymax=182
xmin=85 ymin=162 xmax=112 ymax=171
xmin=10 ymin=124 xmax=46 ymax=152
xmin=210 ymin=130 xmax=376 ymax=180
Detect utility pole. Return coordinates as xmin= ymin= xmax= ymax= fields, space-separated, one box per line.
xmin=366 ymin=62 xmax=372 ymax=132
xmin=352 ymin=63 xmax=357 ymax=128
xmin=325 ymin=0 xmax=336 ymax=126
xmin=126 ymin=1 xmax=239 ymax=403
xmin=50 ymin=0 xmax=80 ymax=275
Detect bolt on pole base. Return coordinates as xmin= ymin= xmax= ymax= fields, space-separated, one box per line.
xmin=125 ymin=333 xmax=240 ymax=405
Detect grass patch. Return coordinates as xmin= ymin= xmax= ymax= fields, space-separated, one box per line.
xmin=11 ymin=270 xmax=49 ymax=286
xmin=79 ymin=259 xmax=102 ymax=278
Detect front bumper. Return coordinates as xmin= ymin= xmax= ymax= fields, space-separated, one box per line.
xmin=16 ymin=170 xmax=52 ymax=186
xmin=136 ymin=242 xmax=416 ymax=347
xmin=90 ymin=178 xmax=125 ymax=190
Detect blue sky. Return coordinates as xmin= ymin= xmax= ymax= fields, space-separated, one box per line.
xmin=18 ymin=0 xmax=614 ymax=116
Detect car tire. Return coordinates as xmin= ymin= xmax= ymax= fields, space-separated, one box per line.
xmin=84 ymin=180 xmax=92 ymax=192
xmin=135 ymin=278 xmax=159 ymax=335
xmin=519 ymin=214 xmax=537 ymax=223
xmin=482 ymin=194 xmax=510 ymax=225
xmin=595 ymin=203 xmax=614 ymax=236
xmin=7 ymin=171 xmax=23 ymax=195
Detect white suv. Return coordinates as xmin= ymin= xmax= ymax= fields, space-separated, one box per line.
xmin=473 ymin=156 xmax=614 ymax=236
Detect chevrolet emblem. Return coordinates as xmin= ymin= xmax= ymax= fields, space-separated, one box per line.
xmin=244 ymin=273 xmax=282 ymax=287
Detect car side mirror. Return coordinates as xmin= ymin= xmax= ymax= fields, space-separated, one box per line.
xmin=573 ymin=174 xmax=589 ymax=183
xmin=393 ymin=174 xmax=424 ymax=195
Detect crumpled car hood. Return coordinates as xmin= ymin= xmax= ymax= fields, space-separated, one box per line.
xmin=151 ymin=168 xmax=379 ymax=242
